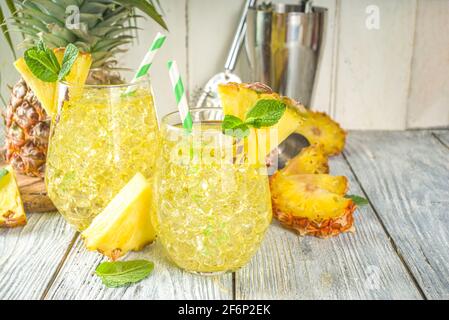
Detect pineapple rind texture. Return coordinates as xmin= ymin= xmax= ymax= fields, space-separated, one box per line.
xmin=81 ymin=173 xmax=157 ymax=261
xmin=3 ymin=79 xmax=50 ymax=177
xmin=0 ymin=166 xmax=27 ymax=228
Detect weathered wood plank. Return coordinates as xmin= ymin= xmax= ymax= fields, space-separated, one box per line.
xmin=44 ymin=238 xmax=233 ymax=300
xmin=434 ymin=130 xmax=449 ymax=148
xmin=0 ymin=213 xmax=76 ymax=300
xmin=236 ymin=155 xmax=422 ymax=300
xmin=344 ymin=131 xmax=449 ymax=299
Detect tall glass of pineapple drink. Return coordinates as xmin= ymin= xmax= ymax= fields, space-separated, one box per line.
xmin=46 ymin=74 xmax=159 ymax=231
xmin=156 ymin=108 xmax=272 ymax=274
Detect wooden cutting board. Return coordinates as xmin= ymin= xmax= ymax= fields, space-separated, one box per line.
xmin=1 ymin=157 xmax=57 ymax=213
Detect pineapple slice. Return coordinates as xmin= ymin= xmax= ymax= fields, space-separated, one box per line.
xmin=270 ymin=173 xmax=356 ymax=238
xmin=82 ymin=173 xmax=157 ymax=261
xmin=14 ymin=48 xmax=92 ymax=117
xmin=296 ymin=111 xmax=346 ymax=156
xmin=14 ymin=58 xmax=57 ymax=116
xmin=218 ymin=82 xmax=303 ymax=162
xmin=271 ymin=173 xmax=352 ymax=221
xmin=0 ymin=166 xmax=27 ymax=228
xmin=282 ymin=144 xmax=329 ymax=175
xmin=286 ymin=174 xmax=348 ymax=195
xmin=270 ymin=146 xmax=355 ymax=238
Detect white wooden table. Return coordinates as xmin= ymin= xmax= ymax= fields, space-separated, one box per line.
xmin=1 ymin=130 xmax=448 ymax=300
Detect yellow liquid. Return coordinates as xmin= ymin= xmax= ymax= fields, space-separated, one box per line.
xmin=156 ymin=123 xmax=272 ymax=273
xmin=46 ymin=87 xmax=159 ymax=231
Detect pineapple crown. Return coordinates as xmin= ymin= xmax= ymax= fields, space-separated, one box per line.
xmin=1 ymin=0 xmax=167 ymax=69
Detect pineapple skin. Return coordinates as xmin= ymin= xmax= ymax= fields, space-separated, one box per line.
xmin=3 ymin=79 xmax=49 ymax=178
xmin=0 ymin=166 xmax=27 ymax=228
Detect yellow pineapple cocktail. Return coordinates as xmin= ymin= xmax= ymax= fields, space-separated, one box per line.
xmin=46 ymin=76 xmax=159 ymax=231
xmin=156 ymin=108 xmax=272 ymax=274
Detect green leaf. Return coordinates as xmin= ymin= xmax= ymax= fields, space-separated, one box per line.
xmin=58 ymin=43 xmax=79 ymax=81
xmin=24 ymin=47 xmax=60 ymax=82
xmin=95 ymin=260 xmax=154 ymax=288
xmin=345 ymin=194 xmax=369 ymax=206
xmin=222 ymin=115 xmax=251 ymax=138
xmin=0 ymin=168 xmax=9 ymax=181
xmin=114 ymin=0 xmax=168 ymax=31
xmin=0 ymin=4 xmax=16 ymax=59
xmin=244 ymin=99 xmax=286 ymax=128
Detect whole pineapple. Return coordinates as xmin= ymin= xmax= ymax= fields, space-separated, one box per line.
xmin=2 ymin=0 xmax=166 ymax=177
xmin=3 ymin=79 xmax=49 ymax=177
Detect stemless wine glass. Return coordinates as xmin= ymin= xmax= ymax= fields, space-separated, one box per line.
xmin=46 ymin=72 xmax=159 ymax=231
xmin=156 ymin=108 xmax=272 ymax=274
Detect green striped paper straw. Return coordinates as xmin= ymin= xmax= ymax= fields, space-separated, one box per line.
xmin=167 ymin=60 xmax=193 ymax=132
xmin=126 ymin=32 xmax=166 ymax=93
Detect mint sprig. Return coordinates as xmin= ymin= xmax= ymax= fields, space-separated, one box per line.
xmin=24 ymin=40 xmax=79 ymax=83
xmin=95 ymin=260 xmax=154 ymax=288
xmin=345 ymin=194 xmax=369 ymax=206
xmin=222 ymin=99 xmax=286 ymax=138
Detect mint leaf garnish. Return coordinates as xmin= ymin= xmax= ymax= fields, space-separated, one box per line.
xmin=58 ymin=43 xmax=79 ymax=81
xmin=0 ymin=168 xmax=9 ymax=180
xmin=222 ymin=115 xmax=250 ymax=138
xmin=345 ymin=194 xmax=369 ymax=206
xmin=245 ymin=99 xmax=286 ymax=128
xmin=24 ymin=41 xmax=79 ymax=83
xmin=221 ymin=99 xmax=287 ymax=138
xmin=24 ymin=48 xmax=60 ymax=82
xmin=95 ymin=260 xmax=154 ymax=288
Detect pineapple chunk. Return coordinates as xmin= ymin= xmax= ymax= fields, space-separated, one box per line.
xmin=14 ymin=48 xmax=92 ymax=118
xmin=0 ymin=166 xmax=27 ymax=228
xmin=296 ymin=111 xmax=346 ymax=156
xmin=14 ymin=58 xmax=57 ymax=116
xmin=82 ymin=173 xmax=156 ymax=260
xmin=218 ymin=82 xmax=303 ymax=162
xmin=282 ymin=145 xmax=329 ymax=175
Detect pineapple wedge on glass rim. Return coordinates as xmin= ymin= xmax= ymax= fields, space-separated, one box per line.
xmin=218 ymin=82 xmax=304 ymax=164
xmin=0 ymin=166 xmax=27 ymax=228
xmin=14 ymin=49 xmax=92 ymax=118
xmin=82 ymin=173 xmax=157 ymax=261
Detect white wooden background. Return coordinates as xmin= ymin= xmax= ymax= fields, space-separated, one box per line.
xmin=1 ymin=0 xmax=448 ymax=130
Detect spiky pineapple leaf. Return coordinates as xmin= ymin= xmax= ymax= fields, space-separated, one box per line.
xmin=0 ymin=1 xmax=16 ymax=58
xmin=114 ymin=0 xmax=168 ymax=30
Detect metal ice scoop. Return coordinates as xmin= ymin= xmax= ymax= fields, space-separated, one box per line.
xmin=195 ymin=0 xmax=256 ymax=108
